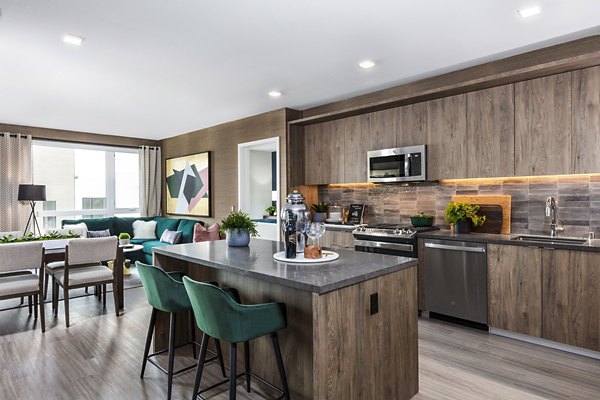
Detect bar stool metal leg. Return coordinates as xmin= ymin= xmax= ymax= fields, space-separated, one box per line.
xmin=215 ymin=338 xmax=227 ymax=377
xmin=244 ymin=341 xmax=251 ymax=392
xmin=140 ymin=308 xmax=157 ymax=378
xmin=189 ymin=310 xmax=197 ymax=359
xmin=167 ymin=312 xmax=176 ymax=400
xmin=229 ymin=342 xmax=237 ymax=400
xmin=192 ymin=333 xmax=210 ymax=400
xmin=271 ymin=332 xmax=290 ymax=400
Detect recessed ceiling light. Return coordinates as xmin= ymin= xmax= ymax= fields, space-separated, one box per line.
xmin=63 ymin=34 xmax=84 ymax=46
xmin=268 ymin=91 xmax=282 ymax=98
xmin=358 ymin=60 xmax=376 ymax=69
xmin=517 ymin=6 xmax=541 ymax=18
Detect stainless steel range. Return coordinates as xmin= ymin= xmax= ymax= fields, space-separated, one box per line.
xmin=353 ymin=223 xmax=439 ymax=257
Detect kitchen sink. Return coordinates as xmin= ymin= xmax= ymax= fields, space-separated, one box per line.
xmin=512 ymin=235 xmax=588 ymax=245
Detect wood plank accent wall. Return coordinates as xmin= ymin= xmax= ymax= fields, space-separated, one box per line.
xmin=160 ymin=109 xmax=293 ymax=225
xmin=297 ymin=35 xmax=600 ymax=123
xmin=0 ymin=123 xmax=158 ymax=148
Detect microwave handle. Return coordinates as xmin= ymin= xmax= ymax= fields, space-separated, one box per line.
xmin=404 ymin=155 xmax=411 ymax=177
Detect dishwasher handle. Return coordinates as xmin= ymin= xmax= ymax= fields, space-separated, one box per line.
xmin=424 ymin=242 xmax=486 ymax=253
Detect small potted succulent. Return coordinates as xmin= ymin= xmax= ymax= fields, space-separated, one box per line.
xmin=444 ymin=201 xmax=486 ymax=234
xmin=118 ymin=232 xmax=131 ymax=246
xmin=220 ymin=210 xmax=259 ymax=247
xmin=311 ymin=202 xmax=328 ymax=222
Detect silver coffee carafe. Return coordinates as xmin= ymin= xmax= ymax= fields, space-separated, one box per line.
xmin=281 ymin=191 xmax=310 ymax=254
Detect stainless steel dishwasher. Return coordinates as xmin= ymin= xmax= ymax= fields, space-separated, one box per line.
xmin=423 ymin=238 xmax=487 ymax=324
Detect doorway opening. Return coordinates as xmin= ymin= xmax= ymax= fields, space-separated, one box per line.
xmin=238 ymin=137 xmax=279 ymax=241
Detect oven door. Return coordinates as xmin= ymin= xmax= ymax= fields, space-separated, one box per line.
xmin=354 ymin=239 xmax=415 ymax=257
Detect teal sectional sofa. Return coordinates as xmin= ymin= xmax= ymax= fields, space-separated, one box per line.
xmin=61 ymin=216 xmax=204 ymax=264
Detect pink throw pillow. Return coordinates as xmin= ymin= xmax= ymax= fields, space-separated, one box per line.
xmin=193 ymin=223 xmax=221 ymax=242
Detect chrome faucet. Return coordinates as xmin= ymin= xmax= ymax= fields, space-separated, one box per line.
xmin=545 ymin=196 xmax=564 ymax=238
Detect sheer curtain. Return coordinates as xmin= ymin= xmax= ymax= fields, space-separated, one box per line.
xmin=139 ymin=146 xmax=162 ymax=217
xmin=0 ymin=133 xmax=32 ymax=231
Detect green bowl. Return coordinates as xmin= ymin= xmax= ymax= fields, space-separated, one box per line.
xmin=410 ymin=214 xmax=434 ymax=227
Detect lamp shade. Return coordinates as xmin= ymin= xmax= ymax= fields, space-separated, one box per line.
xmin=18 ymin=184 xmax=46 ymax=201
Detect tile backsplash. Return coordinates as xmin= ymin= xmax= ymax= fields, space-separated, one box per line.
xmin=318 ymin=175 xmax=600 ymax=237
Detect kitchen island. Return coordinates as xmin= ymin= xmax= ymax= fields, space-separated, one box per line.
xmin=153 ymin=239 xmax=418 ymax=400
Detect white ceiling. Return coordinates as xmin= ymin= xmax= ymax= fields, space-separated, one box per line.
xmin=0 ymin=1 xmax=599 ymax=140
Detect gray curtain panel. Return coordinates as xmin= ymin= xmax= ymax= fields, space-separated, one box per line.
xmin=139 ymin=145 xmax=162 ymax=217
xmin=0 ymin=133 xmax=32 ymax=231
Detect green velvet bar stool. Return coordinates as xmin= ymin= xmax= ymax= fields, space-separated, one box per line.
xmin=136 ymin=262 xmax=227 ymax=400
xmin=183 ymin=276 xmax=290 ymax=400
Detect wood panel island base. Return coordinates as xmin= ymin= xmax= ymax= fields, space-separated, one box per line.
xmin=153 ymin=240 xmax=419 ymax=400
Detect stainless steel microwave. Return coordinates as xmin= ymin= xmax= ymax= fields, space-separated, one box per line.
xmin=367 ymin=145 xmax=427 ymax=183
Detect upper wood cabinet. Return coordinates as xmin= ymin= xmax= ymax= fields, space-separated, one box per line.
xmin=396 ymin=102 xmax=427 ymax=147
xmin=304 ymin=121 xmax=345 ymax=185
xmin=344 ymin=114 xmax=369 ymax=183
xmin=572 ymin=66 xmax=600 ymax=174
xmin=426 ymin=94 xmax=467 ymax=180
xmin=368 ymin=109 xmax=397 ymax=151
xmin=487 ymin=244 xmax=542 ymax=337
xmin=515 ymin=73 xmax=572 ymax=176
xmin=466 ymin=85 xmax=515 ymax=178
xmin=541 ymin=249 xmax=600 ymax=351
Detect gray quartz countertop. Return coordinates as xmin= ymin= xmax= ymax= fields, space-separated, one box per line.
xmin=418 ymin=230 xmax=600 ymax=253
xmin=153 ymin=239 xmax=416 ymax=294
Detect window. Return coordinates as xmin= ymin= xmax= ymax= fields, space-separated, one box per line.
xmin=43 ymin=201 xmax=56 ymax=229
xmin=32 ymin=141 xmax=140 ymax=231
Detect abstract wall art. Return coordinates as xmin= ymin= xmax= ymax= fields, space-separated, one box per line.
xmin=165 ymin=152 xmax=211 ymax=216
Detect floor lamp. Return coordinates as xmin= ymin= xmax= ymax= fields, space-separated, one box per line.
xmin=18 ymin=184 xmax=46 ymax=236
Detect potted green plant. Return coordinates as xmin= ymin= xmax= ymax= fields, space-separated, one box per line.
xmin=265 ymin=205 xmax=277 ymax=217
xmin=118 ymin=232 xmax=131 ymax=246
xmin=220 ymin=210 xmax=259 ymax=247
xmin=311 ymin=202 xmax=328 ymax=222
xmin=444 ymin=201 xmax=486 ymax=234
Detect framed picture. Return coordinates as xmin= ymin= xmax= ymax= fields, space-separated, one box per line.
xmin=165 ymin=151 xmax=211 ymax=217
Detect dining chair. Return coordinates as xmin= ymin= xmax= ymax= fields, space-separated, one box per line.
xmin=52 ymin=236 xmax=120 ymax=327
xmin=0 ymin=241 xmax=46 ymax=332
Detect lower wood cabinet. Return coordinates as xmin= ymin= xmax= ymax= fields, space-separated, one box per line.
xmin=487 ymin=244 xmax=542 ymax=337
xmin=488 ymin=245 xmax=600 ymax=352
xmin=542 ymin=249 xmax=600 ymax=352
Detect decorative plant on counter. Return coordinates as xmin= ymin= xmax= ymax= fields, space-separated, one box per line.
xmin=444 ymin=201 xmax=486 ymax=234
xmin=0 ymin=230 xmax=81 ymax=244
xmin=265 ymin=205 xmax=277 ymax=216
xmin=311 ymin=202 xmax=329 ymax=222
xmin=220 ymin=210 xmax=259 ymax=247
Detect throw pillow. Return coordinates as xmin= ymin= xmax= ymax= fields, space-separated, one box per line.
xmin=193 ymin=223 xmax=221 ymax=242
xmin=87 ymin=229 xmax=111 ymax=238
xmin=63 ymin=222 xmax=88 ymax=238
xmin=160 ymin=229 xmax=183 ymax=245
xmin=132 ymin=220 xmax=157 ymax=239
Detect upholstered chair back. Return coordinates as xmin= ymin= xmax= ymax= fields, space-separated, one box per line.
xmin=67 ymin=237 xmax=118 ymax=266
xmin=0 ymin=242 xmax=44 ymax=273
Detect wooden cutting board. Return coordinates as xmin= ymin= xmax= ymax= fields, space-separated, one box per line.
xmin=451 ymin=194 xmax=511 ymax=234
xmin=471 ymin=205 xmax=503 ymax=234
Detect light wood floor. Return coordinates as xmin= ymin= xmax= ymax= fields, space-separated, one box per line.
xmin=1 ymin=287 xmax=599 ymax=400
